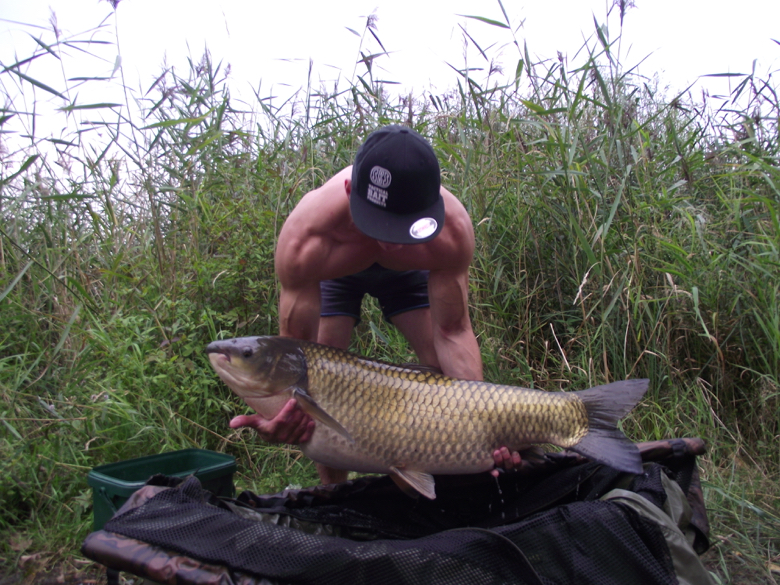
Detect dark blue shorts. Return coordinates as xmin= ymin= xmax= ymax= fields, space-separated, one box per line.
xmin=320 ymin=263 xmax=430 ymax=323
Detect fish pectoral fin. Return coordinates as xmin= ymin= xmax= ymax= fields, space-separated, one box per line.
xmin=389 ymin=466 xmax=436 ymax=500
xmin=291 ymin=387 xmax=354 ymax=444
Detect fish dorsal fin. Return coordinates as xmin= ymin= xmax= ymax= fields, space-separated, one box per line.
xmin=399 ymin=363 xmax=443 ymax=375
xmin=291 ymin=387 xmax=354 ymax=444
xmin=389 ymin=466 xmax=436 ymax=500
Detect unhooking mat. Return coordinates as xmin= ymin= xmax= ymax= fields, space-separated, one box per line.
xmin=82 ymin=438 xmax=715 ymax=585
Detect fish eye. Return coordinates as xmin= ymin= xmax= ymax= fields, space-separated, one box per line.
xmin=242 ymin=347 xmax=253 ymax=358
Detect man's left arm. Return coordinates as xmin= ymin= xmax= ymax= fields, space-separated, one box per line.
xmin=426 ymin=267 xmax=483 ymax=381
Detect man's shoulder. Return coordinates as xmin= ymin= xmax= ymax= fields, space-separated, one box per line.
xmin=439 ymin=190 xmax=475 ymax=254
xmin=276 ymin=166 xmax=371 ymax=283
xmin=313 ymin=166 xmax=352 ymax=197
xmin=283 ymin=168 xmax=351 ymax=229
xmin=441 ymin=186 xmax=470 ymax=217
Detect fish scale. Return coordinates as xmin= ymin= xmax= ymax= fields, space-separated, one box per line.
xmin=307 ymin=348 xmax=589 ymax=466
xmin=207 ymin=336 xmax=648 ymax=499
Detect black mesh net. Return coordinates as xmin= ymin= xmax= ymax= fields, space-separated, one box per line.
xmin=101 ymin=460 xmax=689 ymax=584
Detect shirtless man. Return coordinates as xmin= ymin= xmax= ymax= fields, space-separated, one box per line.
xmin=230 ymin=125 xmax=520 ymax=484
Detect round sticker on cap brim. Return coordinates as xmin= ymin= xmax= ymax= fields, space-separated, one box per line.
xmin=410 ymin=218 xmax=438 ymax=239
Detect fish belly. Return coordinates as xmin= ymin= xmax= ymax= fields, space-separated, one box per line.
xmin=301 ymin=414 xmax=496 ymax=476
xmin=301 ymin=425 xmax=390 ymax=474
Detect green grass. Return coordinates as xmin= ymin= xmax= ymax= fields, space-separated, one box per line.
xmin=1 ymin=4 xmax=779 ymax=582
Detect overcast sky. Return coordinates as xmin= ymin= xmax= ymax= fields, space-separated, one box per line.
xmin=1 ymin=0 xmax=778 ymax=147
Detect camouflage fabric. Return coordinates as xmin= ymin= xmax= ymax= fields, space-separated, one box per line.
xmin=82 ymin=438 xmax=710 ymax=585
xmin=83 ymin=529 xmax=265 ymax=585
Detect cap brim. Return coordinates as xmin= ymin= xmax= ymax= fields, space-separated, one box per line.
xmin=350 ymin=192 xmax=445 ymax=244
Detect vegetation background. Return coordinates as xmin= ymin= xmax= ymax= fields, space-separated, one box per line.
xmin=1 ymin=3 xmax=778 ymax=583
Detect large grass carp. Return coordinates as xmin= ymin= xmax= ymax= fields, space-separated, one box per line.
xmin=206 ymin=336 xmax=648 ymax=499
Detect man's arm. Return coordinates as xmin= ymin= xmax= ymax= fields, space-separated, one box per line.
xmin=274 ymin=202 xmax=334 ymax=340
xmin=426 ymin=267 xmax=483 ymax=381
xmin=227 ymin=232 xmax=324 ymax=444
xmin=278 ymin=280 xmax=322 ymax=341
xmin=422 ymin=190 xmax=483 ymax=380
xmin=425 ymin=201 xmax=523 ymax=472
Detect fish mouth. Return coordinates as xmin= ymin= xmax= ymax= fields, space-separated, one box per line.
xmin=206 ymin=348 xmax=232 ymax=370
xmin=206 ymin=342 xmax=232 ymax=362
xmin=206 ymin=346 xmax=265 ymax=397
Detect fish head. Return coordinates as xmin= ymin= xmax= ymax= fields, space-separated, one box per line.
xmin=206 ymin=336 xmax=307 ymax=399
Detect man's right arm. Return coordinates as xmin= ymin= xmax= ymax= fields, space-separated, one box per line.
xmin=227 ymin=233 xmax=323 ymax=444
xmin=275 ymin=212 xmax=328 ymax=341
xmin=278 ymin=280 xmax=322 ymax=341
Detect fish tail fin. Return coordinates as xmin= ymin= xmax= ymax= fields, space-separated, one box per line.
xmin=571 ymin=379 xmax=649 ymax=474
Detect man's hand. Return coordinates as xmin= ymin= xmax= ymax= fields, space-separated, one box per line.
xmin=229 ymin=399 xmax=315 ymax=444
xmin=491 ymin=446 xmax=522 ymax=477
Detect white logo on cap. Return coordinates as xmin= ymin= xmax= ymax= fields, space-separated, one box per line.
xmin=367 ymin=184 xmax=388 ymax=207
xmin=410 ymin=218 xmax=438 ymax=239
xmin=370 ymin=166 xmax=392 ymax=188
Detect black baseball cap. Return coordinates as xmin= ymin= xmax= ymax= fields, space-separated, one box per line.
xmin=350 ymin=125 xmax=444 ymax=244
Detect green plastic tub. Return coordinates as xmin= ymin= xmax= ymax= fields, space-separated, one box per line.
xmin=87 ymin=448 xmax=236 ymax=531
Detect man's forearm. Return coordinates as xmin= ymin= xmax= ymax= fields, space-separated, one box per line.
xmin=427 ymin=267 xmax=483 ymax=381
xmin=278 ymin=285 xmax=321 ymax=342
xmin=433 ymin=327 xmax=483 ymax=381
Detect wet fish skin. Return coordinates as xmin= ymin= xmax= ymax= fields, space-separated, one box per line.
xmin=207 ymin=336 xmax=648 ymax=499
